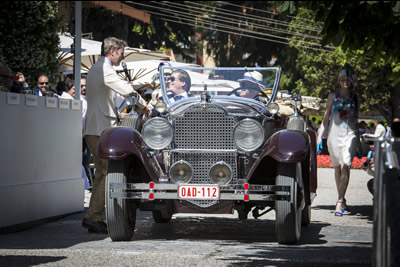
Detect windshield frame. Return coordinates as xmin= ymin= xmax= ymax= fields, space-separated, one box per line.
xmin=159 ymin=66 xmax=281 ymax=106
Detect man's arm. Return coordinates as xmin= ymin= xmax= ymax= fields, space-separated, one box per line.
xmin=103 ymin=66 xmax=147 ymax=109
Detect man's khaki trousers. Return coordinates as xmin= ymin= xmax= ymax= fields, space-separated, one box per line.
xmin=84 ymin=135 xmax=108 ymax=222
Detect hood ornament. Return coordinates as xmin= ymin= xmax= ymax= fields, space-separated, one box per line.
xmin=200 ymin=84 xmax=210 ymax=110
xmin=200 ymin=84 xmax=211 ymax=103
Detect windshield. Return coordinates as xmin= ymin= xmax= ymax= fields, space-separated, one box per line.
xmin=157 ymin=67 xmax=281 ymax=105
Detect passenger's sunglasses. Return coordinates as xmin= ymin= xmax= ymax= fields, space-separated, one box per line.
xmin=39 ymin=82 xmax=49 ymax=85
xmin=166 ymin=76 xmax=175 ymax=82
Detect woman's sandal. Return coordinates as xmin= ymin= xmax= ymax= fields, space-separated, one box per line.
xmin=334 ymin=201 xmax=345 ymax=216
xmin=341 ymin=199 xmax=351 ymax=215
xmin=334 ymin=210 xmax=343 ymax=216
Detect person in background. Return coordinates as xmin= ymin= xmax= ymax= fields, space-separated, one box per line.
xmin=34 ymin=73 xmax=49 ymax=96
xmin=317 ymin=64 xmax=359 ymax=217
xmin=151 ymin=61 xmax=172 ymax=106
xmin=80 ymin=76 xmax=91 ymax=185
xmin=311 ymin=117 xmax=317 ymax=130
xmin=56 ymin=81 xmax=67 ymax=96
xmin=16 ymin=72 xmax=29 ymax=90
xmin=0 ymin=64 xmax=13 ymax=92
xmin=82 ymin=37 xmax=151 ymax=234
xmin=365 ymin=120 xmax=386 ymax=139
xmin=59 ymin=80 xmax=75 ymax=99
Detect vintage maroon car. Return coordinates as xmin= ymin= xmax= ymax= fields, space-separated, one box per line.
xmin=98 ymin=67 xmax=317 ymax=244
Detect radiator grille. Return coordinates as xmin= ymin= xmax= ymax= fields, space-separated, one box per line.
xmin=174 ymin=105 xmax=235 ymax=149
xmin=171 ymin=104 xmax=238 ymax=208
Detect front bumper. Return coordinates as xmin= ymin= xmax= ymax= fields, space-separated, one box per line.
xmin=109 ymin=183 xmax=291 ymax=202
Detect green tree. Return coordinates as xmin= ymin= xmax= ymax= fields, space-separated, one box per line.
xmin=279 ymin=1 xmax=400 ymax=118
xmin=287 ymin=8 xmax=391 ymax=115
xmin=0 ymin=1 xmax=60 ymax=86
xmin=82 ymin=2 xmax=196 ymax=62
xmin=198 ymin=1 xmax=288 ymax=67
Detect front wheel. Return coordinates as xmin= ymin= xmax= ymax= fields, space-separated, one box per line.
xmin=275 ymin=163 xmax=302 ymax=244
xmin=106 ymin=160 xmax=137 ymax=241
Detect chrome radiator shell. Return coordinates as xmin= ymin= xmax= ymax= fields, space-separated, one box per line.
xmin=170 ymin=104 xmax=238 ymax=207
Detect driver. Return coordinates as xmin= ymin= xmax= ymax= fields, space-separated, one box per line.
xmin=166 ymin=69 xmax=191 ymax=101
xmin=237 ymin=71 xmax=266 ymax=98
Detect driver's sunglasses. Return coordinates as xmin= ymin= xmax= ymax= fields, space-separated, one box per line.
xmin=39 ymin=82 xmax=49 ymax=85
xmin=166 ymin=76 xmax=175 ymax=82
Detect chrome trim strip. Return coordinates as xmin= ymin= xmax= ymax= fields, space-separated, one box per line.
xmin=168 ymin=149 xmax=239 ymax=153
xmin=109 ymin=183 xmax=291 ymax=202
xmin=110 ymin=191 xmax=290 ymax=201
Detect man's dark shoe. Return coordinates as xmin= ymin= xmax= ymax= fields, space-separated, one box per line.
xmin=82 ymin=218 xmax=108 ymax=234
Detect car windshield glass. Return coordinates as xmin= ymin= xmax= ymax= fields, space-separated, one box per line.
xmin=157 ymin=67 xmax=280 ymax=105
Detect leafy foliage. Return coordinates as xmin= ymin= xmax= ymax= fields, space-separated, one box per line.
xmin=279 ymin=1 xmax=400 ymax=84
xmin=0 ymin=1 xmax=60 ymax=86
xmin=283 ymin=6 xmax=392 ymax=115
xmin=82 ymin=2 xmax=197 ymax=62
xmin=199 ymin=1 xmax=288 ymax=67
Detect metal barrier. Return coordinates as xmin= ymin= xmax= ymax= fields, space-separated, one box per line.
xmin=372 ymin=137 xmax=400 ymax=267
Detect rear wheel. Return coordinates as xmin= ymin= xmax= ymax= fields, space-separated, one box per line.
xmin=106 ymin=160 xmax=137 ymax=241
xmin=275 ymin=163 xmax=302 ymax=244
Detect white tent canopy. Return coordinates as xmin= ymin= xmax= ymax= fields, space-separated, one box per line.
xmin=58 ymin=34 xmax=171 ymax=74
xmin=114 ymin=60 xmax=199 ymax=90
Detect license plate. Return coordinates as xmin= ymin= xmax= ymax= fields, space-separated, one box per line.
xmin=178 ymin=185 xmax=220 ymax=200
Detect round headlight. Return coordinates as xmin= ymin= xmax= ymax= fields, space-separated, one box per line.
xmin=233 ymin=119 xmax=264 ymax=152
xmin=267 ymin=102 xmax=279 ymax=115
xmin=169 ymin=160 xmax=193 ymax=184
xmin=155 ymin=101 xmax=167 ymax=113
xmin=209 ymin=161 xmax=232 ymax=185
xmin=142 ymin=118 xmax=173 ymax=150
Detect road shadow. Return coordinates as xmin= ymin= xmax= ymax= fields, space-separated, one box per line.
xmin=312 ymin=204 xmax=373 ymax=222
xmin=0 ymin=255 xmax=67 ymax=267
xmin=0 ymin=208 xmax=109 ymax=250
xmin=133 ymin=212 xmax=329 ymax=245
xmin=218 ymin=245 xmax=371 ymax=266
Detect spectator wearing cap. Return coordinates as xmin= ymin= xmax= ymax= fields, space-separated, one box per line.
xmin=237 ymin=71 xmax=266 ymax=98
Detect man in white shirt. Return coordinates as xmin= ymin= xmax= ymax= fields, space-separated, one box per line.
xmin=366 ymin=120 xmax=386 ymax=138
xmin=82 ymin=37 xmax=151 ymax=234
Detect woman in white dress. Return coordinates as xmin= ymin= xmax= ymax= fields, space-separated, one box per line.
xmin=317 ymin=65 xmax=359 ymax=216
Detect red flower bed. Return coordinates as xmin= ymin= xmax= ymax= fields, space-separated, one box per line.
xmin=317 ymin=155 xmax=366 ymax=169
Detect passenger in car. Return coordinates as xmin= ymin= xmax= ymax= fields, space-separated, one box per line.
xmin=237 ymin=71 xmax=266 ymax=98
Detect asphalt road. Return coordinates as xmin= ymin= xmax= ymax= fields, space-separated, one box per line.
xmin=0 ymin=168 xmax=374 ymax=266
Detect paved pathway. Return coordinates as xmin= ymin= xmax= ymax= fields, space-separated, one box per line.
xmin=0 ymin=168 xmax=374 ymax=266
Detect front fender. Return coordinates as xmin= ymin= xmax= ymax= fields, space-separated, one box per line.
xmin=98 ymin=127 xmax=145 ymax=160
xmin=247 ymin=130 xmax=310 ymax=182
xmin=98 ymin=127 xmax=163 ymax=180
xmin=262 ymin=129 xmax=310 ymax=163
